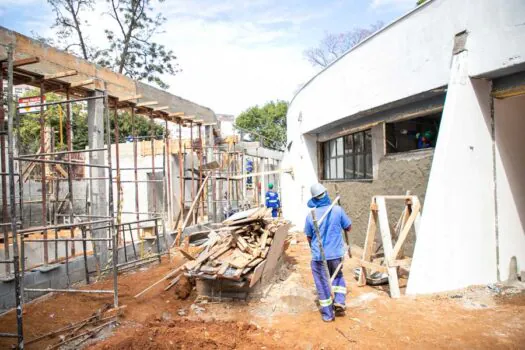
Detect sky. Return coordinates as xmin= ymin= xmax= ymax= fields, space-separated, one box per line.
xmin=0 ymin=0 xmax=415 ymax=116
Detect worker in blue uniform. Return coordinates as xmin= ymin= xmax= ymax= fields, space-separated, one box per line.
xmin=304 ymin=183 xmax=352 ymax=322
xmin=265 ymin=183 xmax=280 ymax=218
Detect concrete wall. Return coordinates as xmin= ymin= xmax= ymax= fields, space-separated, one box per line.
xmin=494 ymin=95 xmax=525 ymax=280
xmin=407 ymin=53 xmax=498 ymax=294
xmin=322 ymin=149 xmax=433 ymax=255
xmin=288 ymin=0 xmax=525 ymax=137
xmin=283 ymin=0 xmax=525 ymax=229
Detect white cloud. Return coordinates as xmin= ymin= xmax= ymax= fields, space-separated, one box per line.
xmin=12 ymin=0 xmax=331 ymax=115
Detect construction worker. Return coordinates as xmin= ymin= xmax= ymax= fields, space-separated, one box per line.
xmin=304 ymin=183 xmax=351 ymax=322
xmin=265 ymin=183 xmax=280 ymax=218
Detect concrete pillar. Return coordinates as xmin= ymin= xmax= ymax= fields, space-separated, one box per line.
xmin=407 ymin=51 xmax=498 ymax=295
xmin=87 ymin=90 xmax=108 ymax=265
xmin=371 ymin=123 xmax=385 ymax=180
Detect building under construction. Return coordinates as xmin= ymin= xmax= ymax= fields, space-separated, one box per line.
xmin=0 ymin=26 xmax=283 ymax=348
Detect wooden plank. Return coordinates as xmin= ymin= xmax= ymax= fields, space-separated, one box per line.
xmin=247 ymin=257 xmax=263 ymax=268
xmin=2 ymin=56 xmax=39 ymax=67
xmin=260 ymin=224 xmax=290 ymax=283
xmin=376 ymin=197 xmax=401 ymax=298
xmin=136 ymin=101 xmax=158 ymax=107
xmin=54 ymin=164 xmax=68 ymax=177
xmin=250 ymin=261 xmax=266 ymax=288
xmin=358 ymin=204 xmax=377 ymax=286
xmin=390 ymin=200 xmax=421 ymax=262
xmin=118 ymin=94 xmax=143 ymax=102
xmin=44 ymin=70 xmax=78 ymax=80
xmin=177 ymin=248 xmax=196 ymax=261
xmin=154 ymin=106 xmax=169 ymax=111
xmin=164 ymin=275 xmax=181 ymax=291
xmin=259 ymin=230 xmax=269 ymax=250
xmin=217 ymin=262 xmax=229 ymax=276
xmin=70 ymin=79 xmax=94 ymax=88
xmin=169 ymin=112 xmax=184 ymax=117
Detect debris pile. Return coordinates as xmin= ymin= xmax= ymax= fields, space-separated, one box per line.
xmin=174 ymin=208 xmax=289 ymax=289
xmin=134 ymin=208 xmax=290 ymax=299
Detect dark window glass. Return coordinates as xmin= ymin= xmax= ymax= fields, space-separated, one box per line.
xmin=321 ymin=129 xmax=373 ymax=181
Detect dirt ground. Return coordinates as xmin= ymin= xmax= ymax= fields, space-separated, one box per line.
xmin=1 ymin=233 xmax=524 ymax=349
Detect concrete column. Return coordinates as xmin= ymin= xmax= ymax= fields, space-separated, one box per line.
xmin=371 ymin=123 xmax=385 ymax=180
xmin=87 ymin=90 xmax=108 ymax=265
xmin=407 ymin=51 xmax=498 ymax=295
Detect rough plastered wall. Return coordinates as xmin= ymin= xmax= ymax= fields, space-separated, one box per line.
xmin=321 ymin=149 xmax=432 ymax=256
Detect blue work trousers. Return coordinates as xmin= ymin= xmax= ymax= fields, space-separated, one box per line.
xmin=271 ymin=208 xmax=279 ymax=218
xmin=311 ymin=258 xmax=347 ymax=321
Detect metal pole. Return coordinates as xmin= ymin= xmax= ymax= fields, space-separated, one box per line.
xmin=197 ymin=124 xmax=204 ymax=222
xmin=150 ymin=113 xmax=157 ymax=217
xmin=189 ymin=121 xmax=195 ymax=224
xmin=132 ymin=108 xmax=140 ymax=225
xmin=81 ymin=226 xmax=90 ymax=284
xmin=39 ymin=81 xmax=49 ymax=265
xmin=114 ymin=106 xmax=122 ymax=248
xmin=0 ymin=68 xmax=10 ymax=276
xmin=103 ymin=86 xmax=118 ymax=308
xmin=66 ymin=87 xmax=75 ymax=257
xmin=162 ymin=120 xmax=170 ymax=257
xmin=7 ymin=43 xmax=25 ymax=349
xmin=177 ymin=120 xmax=183 ymax=244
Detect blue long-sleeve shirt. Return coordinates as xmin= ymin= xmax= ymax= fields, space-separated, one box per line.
xmin=265 ymin=190 xmax=280 ymax=208
xmin=304 ymin=195 xmax=352 ymax=261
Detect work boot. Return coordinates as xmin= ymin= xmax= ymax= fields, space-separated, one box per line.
xmin=334 ymin=303 xmax=346 ymax=316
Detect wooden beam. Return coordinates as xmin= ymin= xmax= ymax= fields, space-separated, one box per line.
xmin=2 ymin=57 xmax=39 ymax=68
xmin=154 ymin=106 xmax=169 ymax=111
xmin=69 ymin=79 xmax=94 ymax=88
xmin=136 ymin=101 xmax=158 ymax=107
xmin=43 ymin=70 xmax=78 ymax=80
xmin=118 ymin=94 xmax=143 ymax=102
xmin=376 ymin=197 xmax=401 ymax=298
xmin=194 ymin=119 xmax=204 ymax=124
xmin=169 ymin=112 xmax=184 ymax=117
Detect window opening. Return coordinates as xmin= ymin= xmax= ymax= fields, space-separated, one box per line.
xmin=386 ymin=113 xmax=441 ymax=154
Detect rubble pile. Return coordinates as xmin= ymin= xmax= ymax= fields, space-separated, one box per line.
xmin=173 ymin=208 xmax=289 ymax=287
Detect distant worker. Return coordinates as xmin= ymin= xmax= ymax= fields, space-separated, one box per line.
xmin=265 ymin=183 xmax=280 ymax=218
xmin=304 ymin=183 xmax=351 ymax=322
xmin=416 ymin=130 xmax=435 ymax=149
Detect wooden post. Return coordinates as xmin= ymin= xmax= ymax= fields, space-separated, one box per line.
xmin=376 ymin=197 xmax=401 ymax=298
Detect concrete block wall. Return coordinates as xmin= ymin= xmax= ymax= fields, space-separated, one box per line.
xmin=0 ymin=236 xmax=168 ymax=313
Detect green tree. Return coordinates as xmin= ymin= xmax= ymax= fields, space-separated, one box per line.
xmin=42 ymin=0 xmax=180 ymax=89
xmin=416 ymin=0 xmax=427 ymax=5
xmin=17 ymin=88 xmax=163 ymax=154
xmin=235 ymin=101 xmax=288 ymax=150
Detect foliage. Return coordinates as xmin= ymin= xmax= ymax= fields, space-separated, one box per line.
xmin=17 ymin=89 xmax=163 ymax=154
xmin=42 ymin=0 xmax=179 ymax=88
xmin=416 ymin=0 xmax=427 ymax=5
xmin=235 ymin=101 xmax=288 ymax=150
xmin=43 ymin=0 xmax=98 ymax=60
xmin=102 ymin=0 xmax=180 ymax=89
xmin=304 ymin=21 xmax=384 ymax=68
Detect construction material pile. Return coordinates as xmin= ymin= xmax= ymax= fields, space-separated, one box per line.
xmin=180 ymin=208 xmax=289 ymax=287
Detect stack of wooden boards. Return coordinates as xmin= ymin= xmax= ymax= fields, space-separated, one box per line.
xmin=176 ymin=208 xmax=290 ymax=288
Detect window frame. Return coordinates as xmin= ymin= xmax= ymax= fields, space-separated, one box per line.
xmin=322 ymin=129 xmax=373 ymax=181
